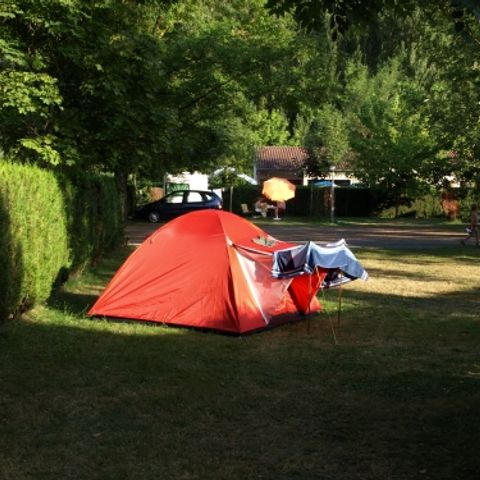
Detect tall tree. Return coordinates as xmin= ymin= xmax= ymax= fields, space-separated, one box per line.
xmin=1 ymin=0 xmax=174 ymax=179
xmin=303 ymin=104 xmax=350 ymax=176
xmin=344 ymin=54 xmax=438 ymax=212
xmin=157 ymin=0 xmax=337 ymax=174
xmin=266 ymin=0 xmax=480 ymax=38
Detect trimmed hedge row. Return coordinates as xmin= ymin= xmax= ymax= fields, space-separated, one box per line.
xmin=0 ymin=163 xmax=70 ymax=319
xmin=224 ymin=185 xmax=477 ymax=219
xmin=224 ymin=185 xmax=379 ymax=217
xmin=59 ymin=173 xmax=123 ymax=270
xmin=0 ymin=162 xmax=123 ymax=320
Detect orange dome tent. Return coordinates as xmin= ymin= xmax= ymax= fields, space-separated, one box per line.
xmin=88 ymin=210 xmax=367 ymax=334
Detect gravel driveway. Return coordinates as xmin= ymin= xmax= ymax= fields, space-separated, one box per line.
xmin=125 ymin=219 xmax=465 ymax=249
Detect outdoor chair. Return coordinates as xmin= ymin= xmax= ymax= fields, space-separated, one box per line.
xmin=241 ymin=203 xmax=252 ymax=216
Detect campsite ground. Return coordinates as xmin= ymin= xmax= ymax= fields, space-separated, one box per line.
xmin=1 ymin=217 xmax=479 ymax=480
xmin=125 ymin=216 xmax=467 ymax=249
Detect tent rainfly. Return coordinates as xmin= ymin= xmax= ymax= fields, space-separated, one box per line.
xmin=88 ymin=210 xmax=367 ymax=334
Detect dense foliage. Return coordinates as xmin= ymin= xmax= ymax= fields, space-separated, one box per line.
xmin=58 ymin=172 xmax=124 ymax=271
xmin=1 ymin=0 xmax=480 ymax=199
xmin=224 ymin=185 xmax=379 ymax=217
xmin=0 ymin=162 xmax=122 ymax=319
xmin=0 ymin=162 xmax=69 ymax=319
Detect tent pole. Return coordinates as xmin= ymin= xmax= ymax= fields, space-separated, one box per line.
xmin=307 ymin=268 xmax=322 ymax=335
xmin=320 ymin=281 xmax=339 ymax=345
xmin=337 ymin=284 xmax=343 ymax=325
xmin=330 ymin=315 xmax=338 ymax=345
xmin=307 ymin=273 xmax=312 ymax=334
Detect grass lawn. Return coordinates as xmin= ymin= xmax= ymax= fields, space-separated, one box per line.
xmin=253 ymin=215 xmax=464 ymax=229
xmin=1 ymin=242 xmax=479 ymax=479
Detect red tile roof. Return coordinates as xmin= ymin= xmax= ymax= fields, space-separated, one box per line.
xmin=255 ymin=146 xmax=310 ymax=171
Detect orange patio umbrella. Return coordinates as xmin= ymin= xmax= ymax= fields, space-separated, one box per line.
xmin=262 ymin=177 xmax=296 ymax=202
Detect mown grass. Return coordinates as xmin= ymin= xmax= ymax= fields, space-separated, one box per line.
xmin=254 ymin=215 xmax=463 ymax=229
xmin=1 ymin=244 xmax=479 ymax=480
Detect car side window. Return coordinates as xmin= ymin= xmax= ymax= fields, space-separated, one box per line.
xmin=186 ymin=191 xmax=204 ymax=203
xmin=204 ymin=193 xmax=214 ymax=202
xmin=165 ymin=192 xmax=184 ymax=204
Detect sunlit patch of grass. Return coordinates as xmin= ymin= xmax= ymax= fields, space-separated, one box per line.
xmin=318 ymin=248 xmax=480 ymax=352
xmin=254 ymin=216 xmax=464 ymax=228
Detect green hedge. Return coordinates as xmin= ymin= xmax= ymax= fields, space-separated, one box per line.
xmin=0 ymin=162 xmax=123 ymax=320
xmin=0 ymin=163 xmax=70 ymax=319
xmin=377 ymin=188 xmax=480 ymax=220
xmin=224 ymin=185 xmax=378 ymax=217
xmin=378 ymin=192 xmax=445 ymax=219
xmin=457 ymin=188 xmax=480 ymax=222
xmin=59 ymin=173 xmax=123 ymax=271
xmin=224 ymin=185 xmax=480 ymax=220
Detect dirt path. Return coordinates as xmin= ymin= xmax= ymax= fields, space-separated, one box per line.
xmin=125 ymin=219 xmax=465 ymax=249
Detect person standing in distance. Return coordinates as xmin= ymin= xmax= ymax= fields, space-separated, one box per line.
xmin=461 ymin=204 xmax=479 ymax=246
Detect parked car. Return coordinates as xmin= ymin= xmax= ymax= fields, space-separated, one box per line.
xmin=135 ymin=190 xmax=223 ymax=222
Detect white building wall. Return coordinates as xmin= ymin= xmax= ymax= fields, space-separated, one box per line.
xmin=166 ymin=172 xmax=209 ymax=190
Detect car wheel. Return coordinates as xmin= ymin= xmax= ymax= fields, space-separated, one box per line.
xmin=148 ymin=211 xmax=160 ymax=223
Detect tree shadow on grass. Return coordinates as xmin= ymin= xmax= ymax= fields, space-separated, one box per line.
xmin=363 ymin=266 xmax=440 ymax=281
xmin=319 ymin=283 xmax=480 ymax=353
xmin=324 ymin=282 xmax=480 ymax=317
xmin=1 ymin=313 xmax=479 ymax=480
xmin=47 ymin=290 xmax=99 ymax=315
xmin=46 ymin=246 xmax=133 ymax=315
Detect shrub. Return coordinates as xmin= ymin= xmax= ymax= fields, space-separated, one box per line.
xmin=378 ymin=190 xmax=445 ymax=219
xmin=0 ymin=162 xmax=123 ymax=320
xmin=458 ymin=188 xmax=480 ymax=223
xmin=223 ymin=185 xmax=378 ymax=218
xmin=59 ymin=173 xmax=123 ymax=270
xmin=0 ymin=162 xmax=70 ymax=319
